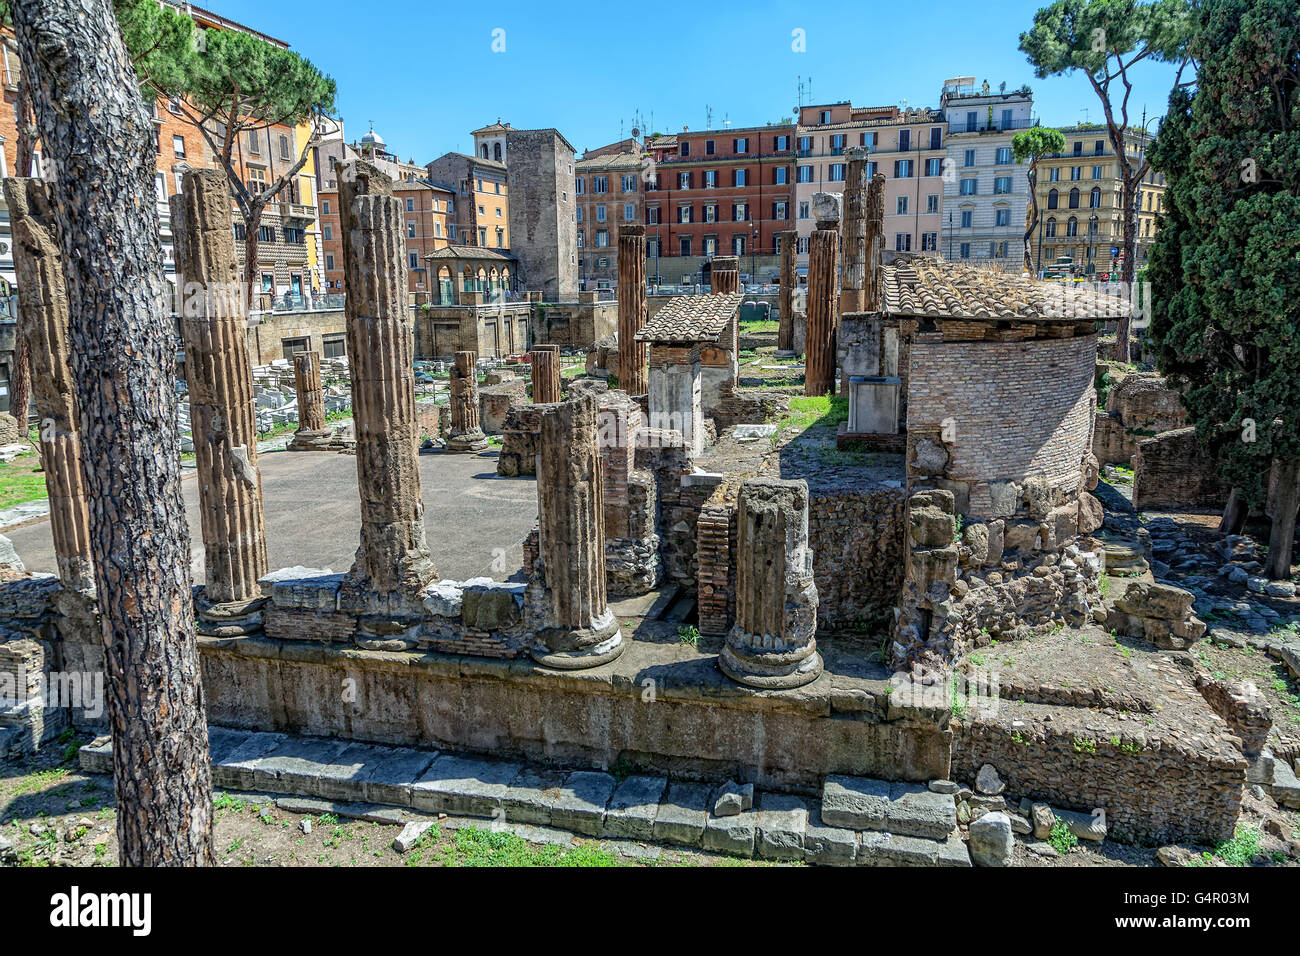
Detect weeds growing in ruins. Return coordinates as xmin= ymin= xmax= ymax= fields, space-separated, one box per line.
xmin=677 ymin=625 xmax=700 ymax=647
xmin=1049 ymin=818 xmax=1079 ymax=855
xmin=1073 ymin=737 xmax=1097 ymax=755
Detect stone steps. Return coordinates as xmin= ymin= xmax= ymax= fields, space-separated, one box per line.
xmin=79 ymin=728 xmax=969 ymax=867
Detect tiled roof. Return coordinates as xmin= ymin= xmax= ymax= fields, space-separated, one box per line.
xmin=637 ymin=292 xmax=744 ymax=344
xmin=880 ymin=255 xmax=1131 ymax=321
xmin=423 ymin=246 xmax=516 ymax=263
xmin=577 ymin=152 xmax=644 ymax=170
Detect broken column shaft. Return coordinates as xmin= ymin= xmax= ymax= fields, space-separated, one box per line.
xmin=176 ymin=168 xmax=269 ymax=630
xmin=616 ymin=224 xmax=648 ymax=395
xmin=840 ymin=147 xmax=869 ymax=316
xmin=447 ymin=350 xmax=490 ymax=452
xmin=288 ymin=349 xmax=332 ymax=450
xmin=865 ymin=172 xmax=886 ymax=310
xmin=531 ymin=392 xmax=624 ymax=668
xmin=720 ymin=477 xmax=822 ymax=689
xmin=530 ymin=344 xmax=561 ymax=404
xmin=3 ymin=178 xmax=93 ymax=590
xmin=776 ymin=229 xmax=798 ymax=354
xmin=805 ymin=197 xmax=841 ymax=397
xmin=711 ymin=255 xmax=740 ymax=295
xmin=338 ymin=161 xmax=437 ymax=621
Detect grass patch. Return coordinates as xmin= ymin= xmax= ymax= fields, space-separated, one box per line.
xmin=442 ymin=825 xmax=623 ymax=867
xmin=784 ymin=394 xmax=849 ymax=433
xmin=677 ymin=625 xmax=700 ymax=647
xmin=0 ymin=446 xmax=47 ymax=508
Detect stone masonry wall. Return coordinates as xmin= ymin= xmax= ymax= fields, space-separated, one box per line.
xmin=808 ymin=486 xmax=907 ymax=633
xmin=1132 ymin=427 xmax=1229 ymax=511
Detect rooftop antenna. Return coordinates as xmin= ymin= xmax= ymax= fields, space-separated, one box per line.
xmin=724 ymin=113 xmax=731 ymax=129
xmin=706 ymin=104 xmax=713 ymax=130
xmin=1082 ymin=106 xmax=1090 ymax=124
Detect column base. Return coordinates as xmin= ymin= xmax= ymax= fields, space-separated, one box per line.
xmin=530 ymin=608 xmax=625 ymax=670
xmin=287 ymin=428 xmax=341 ymax=451
xmin=196 ymin=593 xmax=267 ymax=637
xmin=718 ymin=632 xmax=823 ymax=690
xmin=445 ymin=429 xmax=490 ymax=453
xmin=774 ymin=350 xmax=799 ymax=360
xmin=353 ymin=615 xmax=422 ymax=651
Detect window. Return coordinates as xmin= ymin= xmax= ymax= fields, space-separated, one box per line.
xmin=679 ymin=141 xmax=690 ymax=157
xmin=595 ymin=230 xmax=609 ymax=247
xmin=921 ymin=232 xmax=937 ymax=251
xmin=325 ymin=253 xmax=334 ymax=270
xmin=819 ymin=110 xmax=831 ymax=124
xmin=774 ymin=166 xmax=788 ymax=185
xmin=646 ymin=206 xmax=661 ymax=225
xmin=926 ymin=158 xmax=942 ymax=177
xmin=479 ymin=227 xmax=486 ymax=245
xmin=894 ymin=233 xmax=911 ymax=252
xmin=996 ymin=147 xmax=1012 ymax=165
xmin=703 ymin=236 xmax=716 ymax=256
xmin=798 ymin=201 xmax=810 ymax=219
xmin=1001 ymin=109 xmax=1014 ymax=131
xmin=596 ymin=205 xmax=607 ymax=222
xmin=797 ymin=165 xmax=813 ymax=183
xmin=898 ymin=129 xmax=910 ymax=152
xmin=1046 ymin=217 xmax=1057 ymax=238
xmin=1049 ymin=167 xmax=1061 ymax=182
xmin=576 ymin=177 xmax=586 ymax=195
xmin=154 ymin=172 xmax=167 ymax=203
xmin=322 ymin=200 xmax=330 ymax=215
xmin=734 ymin=137 xmax=749 ymax=154
xmin=1047 ymin=188 xmax=1059 ymax=209
xmin=405 ymin=197 xmax=415 ymax=212
xmin=1073 ymin=141 xmax=1083 ymax=156
xmin=732 ymin=203 xmax=748 ymax=221
xmin=930 ymin=127 xmax=942 ymax=150
xmin=733 ymin=168 xmax=748 ymax=187
xmin=233 ymin=222 xmax=247 ymax=240
xmin=624 ymin=203 xmax=634 ymax=220
xmin=434 ymin=222 xmax=442 ymax=237
xmin=168 ymin=95 xmax=183 ymax=114
xmin=965 ymin=111 xmax=978 ymax=132
xmin=926 ymin=194 xmax=939 ymax=214
xmin=593 ymin=175 xmax=608 ymax=193
xmin=1071 ymin=166 xmax=1082 ymax=181
xmin=647 ymin=238 xmax=660 ymax=257
xmin=774 ymin=135 xmax=789 ymax=151
xmin=323 ymin=335 xmax=346 ymax=359
xmin=1092 ymin=166 xmax=1103 ymax=180
xmin=577 ymin=230 xmax=585 ymax=248
xmin=261 ymin=272 xmax=274 ymax=293
xmin=894 ymin=159 xmax=912 ymax=178
xmin=995 ymin=207 xmax=1011 ymax=227
xmin=622 ymin=174 xmax=637 ymax=192
xmin=576 ymin=207 xmax=584 ymax=223
xmin=678 ymin=171 xmax=691 ymax=190
xmin=1095 ymin=140 xmax=1105 ymax=155
xmin=679 ymin=236 xmax=692 ymax=256
xmin=279 ymin=134 xmax=292 ymax=161
xmin=960 ymin=178 xmax=977 ymax=196
xmin=773 ymin=201 xmax=788 ymax=220
xmin=897 ymin=196 xmax=908 ymax=215
xmin=407 ymin=221 xmax=417 ymax=238
xmin=1089 ymin=187 xmax=1101 ymax=208
xmin=704 ymin=204 xmax=717 ymax=223
xmin=829 ymin=163 xmax=846 ymax=182
xmin=960 ymin=210 xmax=973 ymax=228
xmin=705 ymin=139 xmax=715 ymax=155
xmin=409 ymin=252 xmax=419 ymax=269
xmin=704 ymin=169 xmax=717 ymax=188
xmin=173 ymin=135 xmax=186 ymax=158
xmin=732 ymin=234 xmax=746 ymax=256
xmin=830 ymin=134 xmax=845 ymax=154
xmin=258 ymin=225 xmax=275 ymax=243
xmin=798 ymin=135 xmax=812 ymax=152
xmin=248 ymin=131 xmax=261 ymax=155
xmin=960 ymin=242 xmax=971 ymax=259
xmin=678 ymin=205 xmax=692 ymax=223
xmin=1066 ymin=216 xmax=1079 ymax=237
xmin=797 ymin=236 xmax=810 ymax=254
xmin=1069 ymin=188 xmax=1080 ymax=209
xmin=993 ymin=177 xmax=1012 ymax=194
xmin=963 ymin=149 xmax=976 ymax=168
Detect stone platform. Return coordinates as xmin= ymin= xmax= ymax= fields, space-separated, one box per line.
xmin=79 ymin=728 xmax=968 ymax=866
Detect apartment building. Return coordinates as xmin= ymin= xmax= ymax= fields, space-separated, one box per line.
xmin=794 ymin=103 xmax=946 ymax=272
xmin=642 ymin=123 xmax=796 ymax=285
xmin=425 ymin=151 xmax=509 ymax=251
xmin=576 ymin=142 xmax=644 ymax=290
xmin=1028 ymin=124 xmax=1166 ymax=277
xmin=938 ymin=77 xmax=1036 ymax=266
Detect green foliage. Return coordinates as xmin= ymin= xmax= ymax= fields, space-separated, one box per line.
xmin=1020 ymin=0 xmax=1191 ymax=80
xmin=1011 ymin=126 xmax=1067 ymax=165
xmin=676 ymin=625 xmax=700 ymax=647
xmin=1073 ymin=736 xmax=1098 ymax=754
xmin=1049 ymin=818 xmax=1079 ymax=854
xmin=1147 ymin=0 xmax=1300 ymax=518
xmin=1212 ymin=825 xmax=1261 ymax=866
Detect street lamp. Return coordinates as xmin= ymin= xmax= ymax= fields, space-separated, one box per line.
xmin=1087 ymin=214 xmax=1099 ymax=275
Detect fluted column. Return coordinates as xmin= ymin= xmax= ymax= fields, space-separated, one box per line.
xmin=805 ymin=194 xmax=841 ymax=397
xmin=776 ymin=229 xmax=797 ymax=355
xmin=865 ymin=172 xmax=886 ymax=310
xmin=176 ymin=168 xmax=269 ymax=632
xmin=840 ymin=147 xmax=869 ymax=315
xmin=530 ymin=344 xmax=561 ymax=404
xmin=288 ymin=349 xmax=332 ymax=450
xmin=337 ymin=160 xmax=437 ymax=623
xmin=531 ymin=392 xmax=624 ymax=669
xmin=711 ymin=255 xmax=739 ymax=294
xmin=447 ymin=349 xmax=489 ymax=451
xmin=616 ymin=224 xmax=648 ymax=395
xmin=3 ymin=179 xmax=93 ymax=590
xmin=720 ymin=478 xmax=822 ymax=689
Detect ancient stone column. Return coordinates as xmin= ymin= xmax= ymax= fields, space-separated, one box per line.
xmin=288 ymin=349 xmax=332 ymax=450
xmin=711 ymin=255 xmax=740 ymax=294
xmin=840 ymin=147 xmax=870 ymax=316
xmin=447 ymin=349 xmax=489 ymax=451
xmin=805 ymin=193 xmax=841 ymax=397
xmin=3 ymin=179 xmax=93 ymax=591
xmin=530 ymin=344 xmax=561 ymax=404
xmin=176 ymin=168 xmax=269 ymax=633
xmin=776 ymin=229 xmax=798 ymax=355
xmin=616 ymin=224 xmax=648 ymax=395
xmin=337 ymin=160 xmax=438 ymax=625
xmin=720 ymin=478 xmax=823 ymax=689
xmin=531 ymin=392 xmax=625 ymax=668
xmin=865 ymin=172 xmax=886 ymax=311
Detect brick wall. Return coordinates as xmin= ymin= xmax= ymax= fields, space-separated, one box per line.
xmin=1132 ymin=427 xmax=1229 ymax=510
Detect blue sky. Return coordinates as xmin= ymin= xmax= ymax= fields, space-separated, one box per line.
xmin=198 ymin=0 xmax=1183 ymax=161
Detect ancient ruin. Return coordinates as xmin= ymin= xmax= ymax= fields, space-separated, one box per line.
xmin=616 ymin=224 xmax=648 ymax=396
xmin=446 ymin=350 xmax=490 ymax=453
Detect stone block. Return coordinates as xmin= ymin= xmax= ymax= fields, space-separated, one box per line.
xmin=411 ymin=755 xmax=522 ymax=816
xmin=713 ymin=779 xmax=755 ymax=817
xmin=821 ymin=774 xmax=890 ymax=830
xmin=803 ymin=808 xmax=858 ymax=866
xmin=652 ymin=782 xmax=712 ymax=846
xmin=604 ymin=775 xmax=668 ymax=840
xmin=501 ymin=767 xmax=568 ymax=826
xmin=461 ymin=583 xmax=524 ymax=630
xmin=1003 ymin=520 xmax=1041 ymax=553
xmin=910 ymin=504 xmax=956 ymax=548
xmin=755 ymin=793 xmax=809 ymax=860
xmin=703 ymin=808 xmax=757 ymax=857
xmin=361 ymin=747 xmax=440 ymax=807
xmin=1114 ymin=581 xmax=1196 ymax=621
xmin=858 ymin=830 xmax=942 ymax=866
xmin=968 ymin=811 xmax=1014 ymax=866
xmin=211 ymin=732 xmax=287 ymax=790
xmin=250 ymin=736 xmax=354 ymax=796
xmin=549 ymin=771 xmax=616 ymax=836
xmin=885 ymin=782 xmax=957 ymax=839
xmin=260 ymin=567 xmax=341 ymax=610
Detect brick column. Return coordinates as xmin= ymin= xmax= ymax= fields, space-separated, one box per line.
xmin=531 ymin=392 xmax=625 ymax=668
xmin=840 ymin=147 xmax=870 ymax=315
xmin=3 ymin=179 xmax=93 ymax=590
xmin=447 ymin=349 xmax=489 ymax=451
xmin=865 ymin=172 xmax=886 ymax=310
xmin=337 ymin=160 xmax=438 ymax=623
xmin=616 ymin=224 xmax=648 ymax=395
xmin=176 ymin=168 xmax=269 ymax=633
xmin=288 ymin=349 xmax=332 ymax=450
xmin=711 ymin=255 xmax=739 ymax=294
xmin=776 ymin=229 xmax=798 ymax=354
xmin=719 ymin=478 xmax=822 ymax=689
xmin=530 ymin=344 xmax=561 ymax=404
xmin=804 ymin=193 xmax=841 ymax=397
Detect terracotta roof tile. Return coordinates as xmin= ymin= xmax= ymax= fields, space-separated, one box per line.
xmin=636 ymin=292 xmax=744 ymax=344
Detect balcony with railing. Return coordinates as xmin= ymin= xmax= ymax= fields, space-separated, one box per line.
xmin=278 ymin=200 xmax=317 ymax=224
xmin=952 ymin=117 xmax=1039 ymax=134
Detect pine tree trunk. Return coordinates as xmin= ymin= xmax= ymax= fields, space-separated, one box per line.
xmin=1115 ymin=174 xmax=1139 ymax=364
xmin=244 ymin=203 xmax=265 ymax=310
xmin=1219 ymin=487 xmax=1248 ymax=535
xmin=9 ymin=0 xmax=214 ymax=866
xmin=1266 ymin=458 xmax=1300 ymax=581
xmin=9 ymin=332 xmax=29 ymax=433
